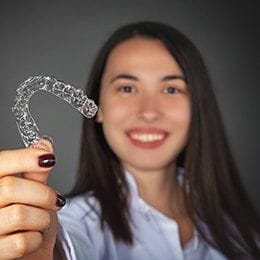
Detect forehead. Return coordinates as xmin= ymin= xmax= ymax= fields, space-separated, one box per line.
xmin=103 ymin=37 xmax=184 ymax=77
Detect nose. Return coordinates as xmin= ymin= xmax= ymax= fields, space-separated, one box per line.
xmin=137 ymin=93 xmax=162 ymax=122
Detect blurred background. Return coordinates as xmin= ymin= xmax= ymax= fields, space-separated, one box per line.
xmin=0 ymin=0 xmax=259 ymax=212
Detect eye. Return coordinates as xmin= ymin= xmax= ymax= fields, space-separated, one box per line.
xmin=164 ymin=86 xmax=180 ymax=94
xmin=119 ymin=86 xmax=134 ymax=93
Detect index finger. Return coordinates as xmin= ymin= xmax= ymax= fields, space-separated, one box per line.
xmin=23 ymin=139 xmax=55 ymax=183
xmin=0 ymin=146 xmax=55 ymax=178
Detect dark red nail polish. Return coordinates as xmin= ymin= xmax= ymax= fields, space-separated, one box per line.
xmin=38 ymin=154 xmax=56 ymax=167
xmin=56 ymin=194 xmax=66 ymax=207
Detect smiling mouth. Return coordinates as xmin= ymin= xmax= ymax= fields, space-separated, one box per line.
xmin=129 ymin=133 xmax=166 ymax=142
xmin=126 ymin=129 xmax=169 ymax=149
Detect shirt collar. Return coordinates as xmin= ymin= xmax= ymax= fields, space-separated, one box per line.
xmin=124 ymin=168 xmax=200 ymax=252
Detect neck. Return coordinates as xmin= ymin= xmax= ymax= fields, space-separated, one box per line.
xmin=124 ymin=163 xmax=185 ymax=218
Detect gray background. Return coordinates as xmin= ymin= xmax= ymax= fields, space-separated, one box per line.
xmin=0 ymin=1 xmax=259 ymax=212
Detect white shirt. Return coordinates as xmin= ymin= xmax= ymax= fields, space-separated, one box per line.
xmin=57 ymin=169 xmax=227 ymax=259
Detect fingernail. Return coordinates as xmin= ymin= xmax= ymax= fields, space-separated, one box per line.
xmin=56 ymin=194 xmax=66 ymax=207
xmin=38 ymin=154 xmax=56 ymax=167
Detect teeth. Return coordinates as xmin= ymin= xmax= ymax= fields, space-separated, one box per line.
xmin=130 ymin=133 xmax=165 ymax=142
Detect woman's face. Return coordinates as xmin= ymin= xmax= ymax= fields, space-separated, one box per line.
xmin=97 ymin=37 xmax=191 ymax=175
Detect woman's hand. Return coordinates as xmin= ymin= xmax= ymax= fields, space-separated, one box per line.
xmin=0 ymin=139 xmax=64 ymax=259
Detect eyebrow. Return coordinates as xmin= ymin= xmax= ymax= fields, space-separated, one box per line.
xmin=110 ymin=74 xmax=138 ymax=83
xmin=161 ymin=75 xmax=186 ymax=82
xmin=110 ymin=74 xmax=186 ymax=83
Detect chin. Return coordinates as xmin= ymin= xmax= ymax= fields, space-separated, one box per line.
xmin=122 ymin=159 xmax=173 ymax=173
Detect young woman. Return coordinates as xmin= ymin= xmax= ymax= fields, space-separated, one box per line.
xmin=0 ymin=21 xmax=259 ymax=259
xmin=57 ymin=21 xmax=260 ymax=259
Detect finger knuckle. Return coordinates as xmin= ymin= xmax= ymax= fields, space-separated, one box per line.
xmin=43 ymin=211 xmax=51 ymax=229
xmin=10 ymin=205 xmax=25 ymax=230
xmin=42 ymin=188 xmax=55 ymax=206
xmin=0 ymin=176 xmax=16 ymax=202
xmin=13 ymin=234 xmax=28 ymax=257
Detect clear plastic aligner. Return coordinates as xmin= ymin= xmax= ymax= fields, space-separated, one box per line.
xmin=12 ymin=75 xmax=98 ymax=147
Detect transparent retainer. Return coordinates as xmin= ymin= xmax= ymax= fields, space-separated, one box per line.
xmin=12 ymin=75 xmax=98 ymax=147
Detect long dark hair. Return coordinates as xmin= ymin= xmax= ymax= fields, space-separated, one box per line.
xmin=69 ymin=21 xmax=260 ymax=258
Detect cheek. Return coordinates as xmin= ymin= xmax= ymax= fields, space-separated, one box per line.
xmin=165 ymin=98 xmax=191 ymax=126
xmin=100 ymin=99 xmax=133 ymax=157
xmin=102 ymin=98 xmax=133 ymax=125
xmin=101 ymin=98 xmax=135 ymax=149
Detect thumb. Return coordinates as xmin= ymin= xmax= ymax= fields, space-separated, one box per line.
xmin=22 ymin=138 xmax=55 ymax=184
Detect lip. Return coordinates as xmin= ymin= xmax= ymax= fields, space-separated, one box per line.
xmin=126 ymin=128 xmax=169 ymax=149
xmin=127 ymin=128 xmax=168 ymax=134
